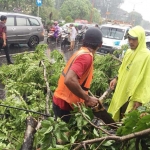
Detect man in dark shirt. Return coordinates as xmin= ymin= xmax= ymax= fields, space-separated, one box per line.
xmin=0 ymin=15 xmax=13 ymax=64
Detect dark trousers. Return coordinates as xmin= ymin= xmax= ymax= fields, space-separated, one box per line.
xmin=53 ymin=102 xmax=71 ymax=123
xmin=0 ymin=38 xmax=12 ymax=63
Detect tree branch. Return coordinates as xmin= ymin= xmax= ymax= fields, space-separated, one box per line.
xmin=73 ymin=128 xmax=150 ymax=150
xmin=111 ymin=54 xmax=122 ymax=63
xmin=40 ymin=60 xmax=50 ymax=116
xmin=97 ymin=117 xmax=119 ymax=129
xmin=77 ymin=103 xmax=112 ymax=136
xmin=95 ymin=138 xmax=106 ymax=150
xmin=20 ymin=117 xmax=38 ymax=150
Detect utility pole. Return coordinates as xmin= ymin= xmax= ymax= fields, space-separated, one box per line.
xmin=105 ymin=0 xmax=110 ymax=23
xmin=90 ymin=0 xmax=94 ymax=23
xmin=36 ymin=0 xmax=42 ymax=17
xmin=37 ymin=6 xmax=39 ymax=16
xmin=130 ymin=1 xmax=142 ymax=26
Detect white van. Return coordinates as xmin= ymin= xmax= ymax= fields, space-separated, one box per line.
xmin=98 ymin=24 xmax=131 ymax=54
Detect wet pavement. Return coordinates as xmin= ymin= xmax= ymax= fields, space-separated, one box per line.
xmin=0 ymin=36 xmax=81 ymax=65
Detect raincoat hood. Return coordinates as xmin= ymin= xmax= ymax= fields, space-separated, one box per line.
xmin=108 ymin=26 xmax=150 ymax=121
xmin=128 ymin=26 xmax=147 ymax=50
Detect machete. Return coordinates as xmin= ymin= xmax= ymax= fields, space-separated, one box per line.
xmin=91 ymin=88 xmax=116 ymax=128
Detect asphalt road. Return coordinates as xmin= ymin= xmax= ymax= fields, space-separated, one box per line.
xmin=0 ymin=36 xmax=81 ymax=65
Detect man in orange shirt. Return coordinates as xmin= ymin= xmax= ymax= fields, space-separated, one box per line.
xmin=53 ymin=27 xmax=103 ymax=122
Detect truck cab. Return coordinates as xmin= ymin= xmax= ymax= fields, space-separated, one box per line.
xmin=97 ymin=23 xmax=131 ymax=54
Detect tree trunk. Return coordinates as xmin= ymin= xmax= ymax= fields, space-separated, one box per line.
xmin=20 ymin=117 xmax=38 ymax=150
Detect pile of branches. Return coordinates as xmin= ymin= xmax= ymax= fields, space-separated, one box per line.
xmin=0 ymin=44 xmax=150 ymax=150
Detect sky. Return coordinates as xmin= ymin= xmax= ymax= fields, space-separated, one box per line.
xmin=120 ymin=0 xmax=150 ymax=22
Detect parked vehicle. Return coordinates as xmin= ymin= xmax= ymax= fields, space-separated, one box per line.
xmin=61 ymin=23 xmax=84 ymax=32
xmin=145 ymin=30 xmax=150 ymax=50
xmin=85 ymin=24 xmax=95 ymax=29
xmin=0 ymin=12 xmax=44 ymax=48
xmin=98 ymin=23 xmax=131 ymax=54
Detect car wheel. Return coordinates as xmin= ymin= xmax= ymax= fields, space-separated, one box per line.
xmin=146 ymin=42 xmax=150 ymax=50
xmin=28 ymin=36 xmax=39 ymax=48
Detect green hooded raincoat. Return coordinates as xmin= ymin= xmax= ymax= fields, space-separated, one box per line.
xmin=108 ymin=26 xmax=150 ymax=121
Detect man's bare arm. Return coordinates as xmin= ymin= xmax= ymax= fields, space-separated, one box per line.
xmin=64 ymin=70 xmax=98 ymax=107
xmin=2 ymin=32 xmax=6 ymax=47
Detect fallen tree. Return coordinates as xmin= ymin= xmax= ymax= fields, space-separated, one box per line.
xmin=0 ymin=44 xmax=150 ymax=150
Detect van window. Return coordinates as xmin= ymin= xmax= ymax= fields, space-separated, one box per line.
xmin=146 ymin=31 xmax=150 ymax=36
xmin=29 ymin=18 xmax=40 ymax=26
xmin=101 ymin=27 xmax=125 ymax=40
xmin=124 ymin=29 xmax=129 ymax=39
xmin=16 ymin=17 xmax=30 ymax=26
xmin=6 ymin=16 xmax=15 ymax=26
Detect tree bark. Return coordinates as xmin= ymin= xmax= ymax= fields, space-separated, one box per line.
xmin=73 ymin=128 xmax=150 ymax=150
xmin=20 ymin=117 xmax=38 ymax=150
xmin=40 ymin=60 xmax=50 ymax=116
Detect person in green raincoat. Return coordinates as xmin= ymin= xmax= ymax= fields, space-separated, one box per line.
xmin=108 ymin=26 xmax=150 ymax=121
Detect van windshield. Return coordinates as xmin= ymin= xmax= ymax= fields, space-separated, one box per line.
xmin=101 ymin=27 xmax=125 ymax=40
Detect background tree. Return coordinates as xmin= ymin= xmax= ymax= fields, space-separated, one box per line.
xmin=55 ymin=0 xmax=65 ymax=9
xmin=0 ymin=0 xmax=59 ymax=25
xmin=65 ymin=16 xmax=73 ymax=23
xmin=126 ymin=11 xmax=143 ymax=26
xmin=60 ymin=0 xmax=91 ymax=20
xmin=0 ymin=0 xmax=35 ymax=13
xmin=39 ymin=0 xmax=58 ymax=24
xmin=1 ymin=0 xmax=150 ymax=29
xmin=60 ymin=0 xmax=101 ymax=22
xmin=141 ymin=20 xmax=150 ymax=30
xmin=91 ymin=0 xmax=124 ymax=18
xmin=92 ymin=8 xmax=101 ymax=23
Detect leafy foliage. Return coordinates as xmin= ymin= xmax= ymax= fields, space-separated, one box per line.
xmin=0 ymin=44 xmax=65 ymax=149
xmin=65 ymin=16 xmax=74 ymax=23
xmin=60 ymin=0 xmax=101 ymax=23
xmin=126 ymin=11 xmax=143 ymax=26
xmin=113 ymin=44 xmax=129 ymax=60
xmin=91 ymin=54 xmax=121 ymax=96
xmin=0 ymin=0 xmax=58 ymax=24
xmin=0 ymin=44 xmax=150 ymax=149
xmin=35 ymin=105 xmax=117 ymax=150
xmin=117 ymin=105 xmax=150 ymax=135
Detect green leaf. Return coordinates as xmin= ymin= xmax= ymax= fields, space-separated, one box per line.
xmin=52 ymin=137 xmax=56 ymax=148
xmin=93 ymin=128 xmax=99 ymax=137
xmin=103 ymin=140 xmax=113 ymax=146
xmin=55 ymin=132 xmax=68 ymax=142
xmin=70 ymin=136 xmax=75 ymax=144
xmin=76 ymin=116 xmax=83 ymax=130
xmin=44 ymin=126 xmax=53 ymax=135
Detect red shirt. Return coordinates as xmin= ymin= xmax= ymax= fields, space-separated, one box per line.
xmin=53 ymin=53 xmax=92 ymax=110
xmin=0 ymin=22 xmax=6 ymax=38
